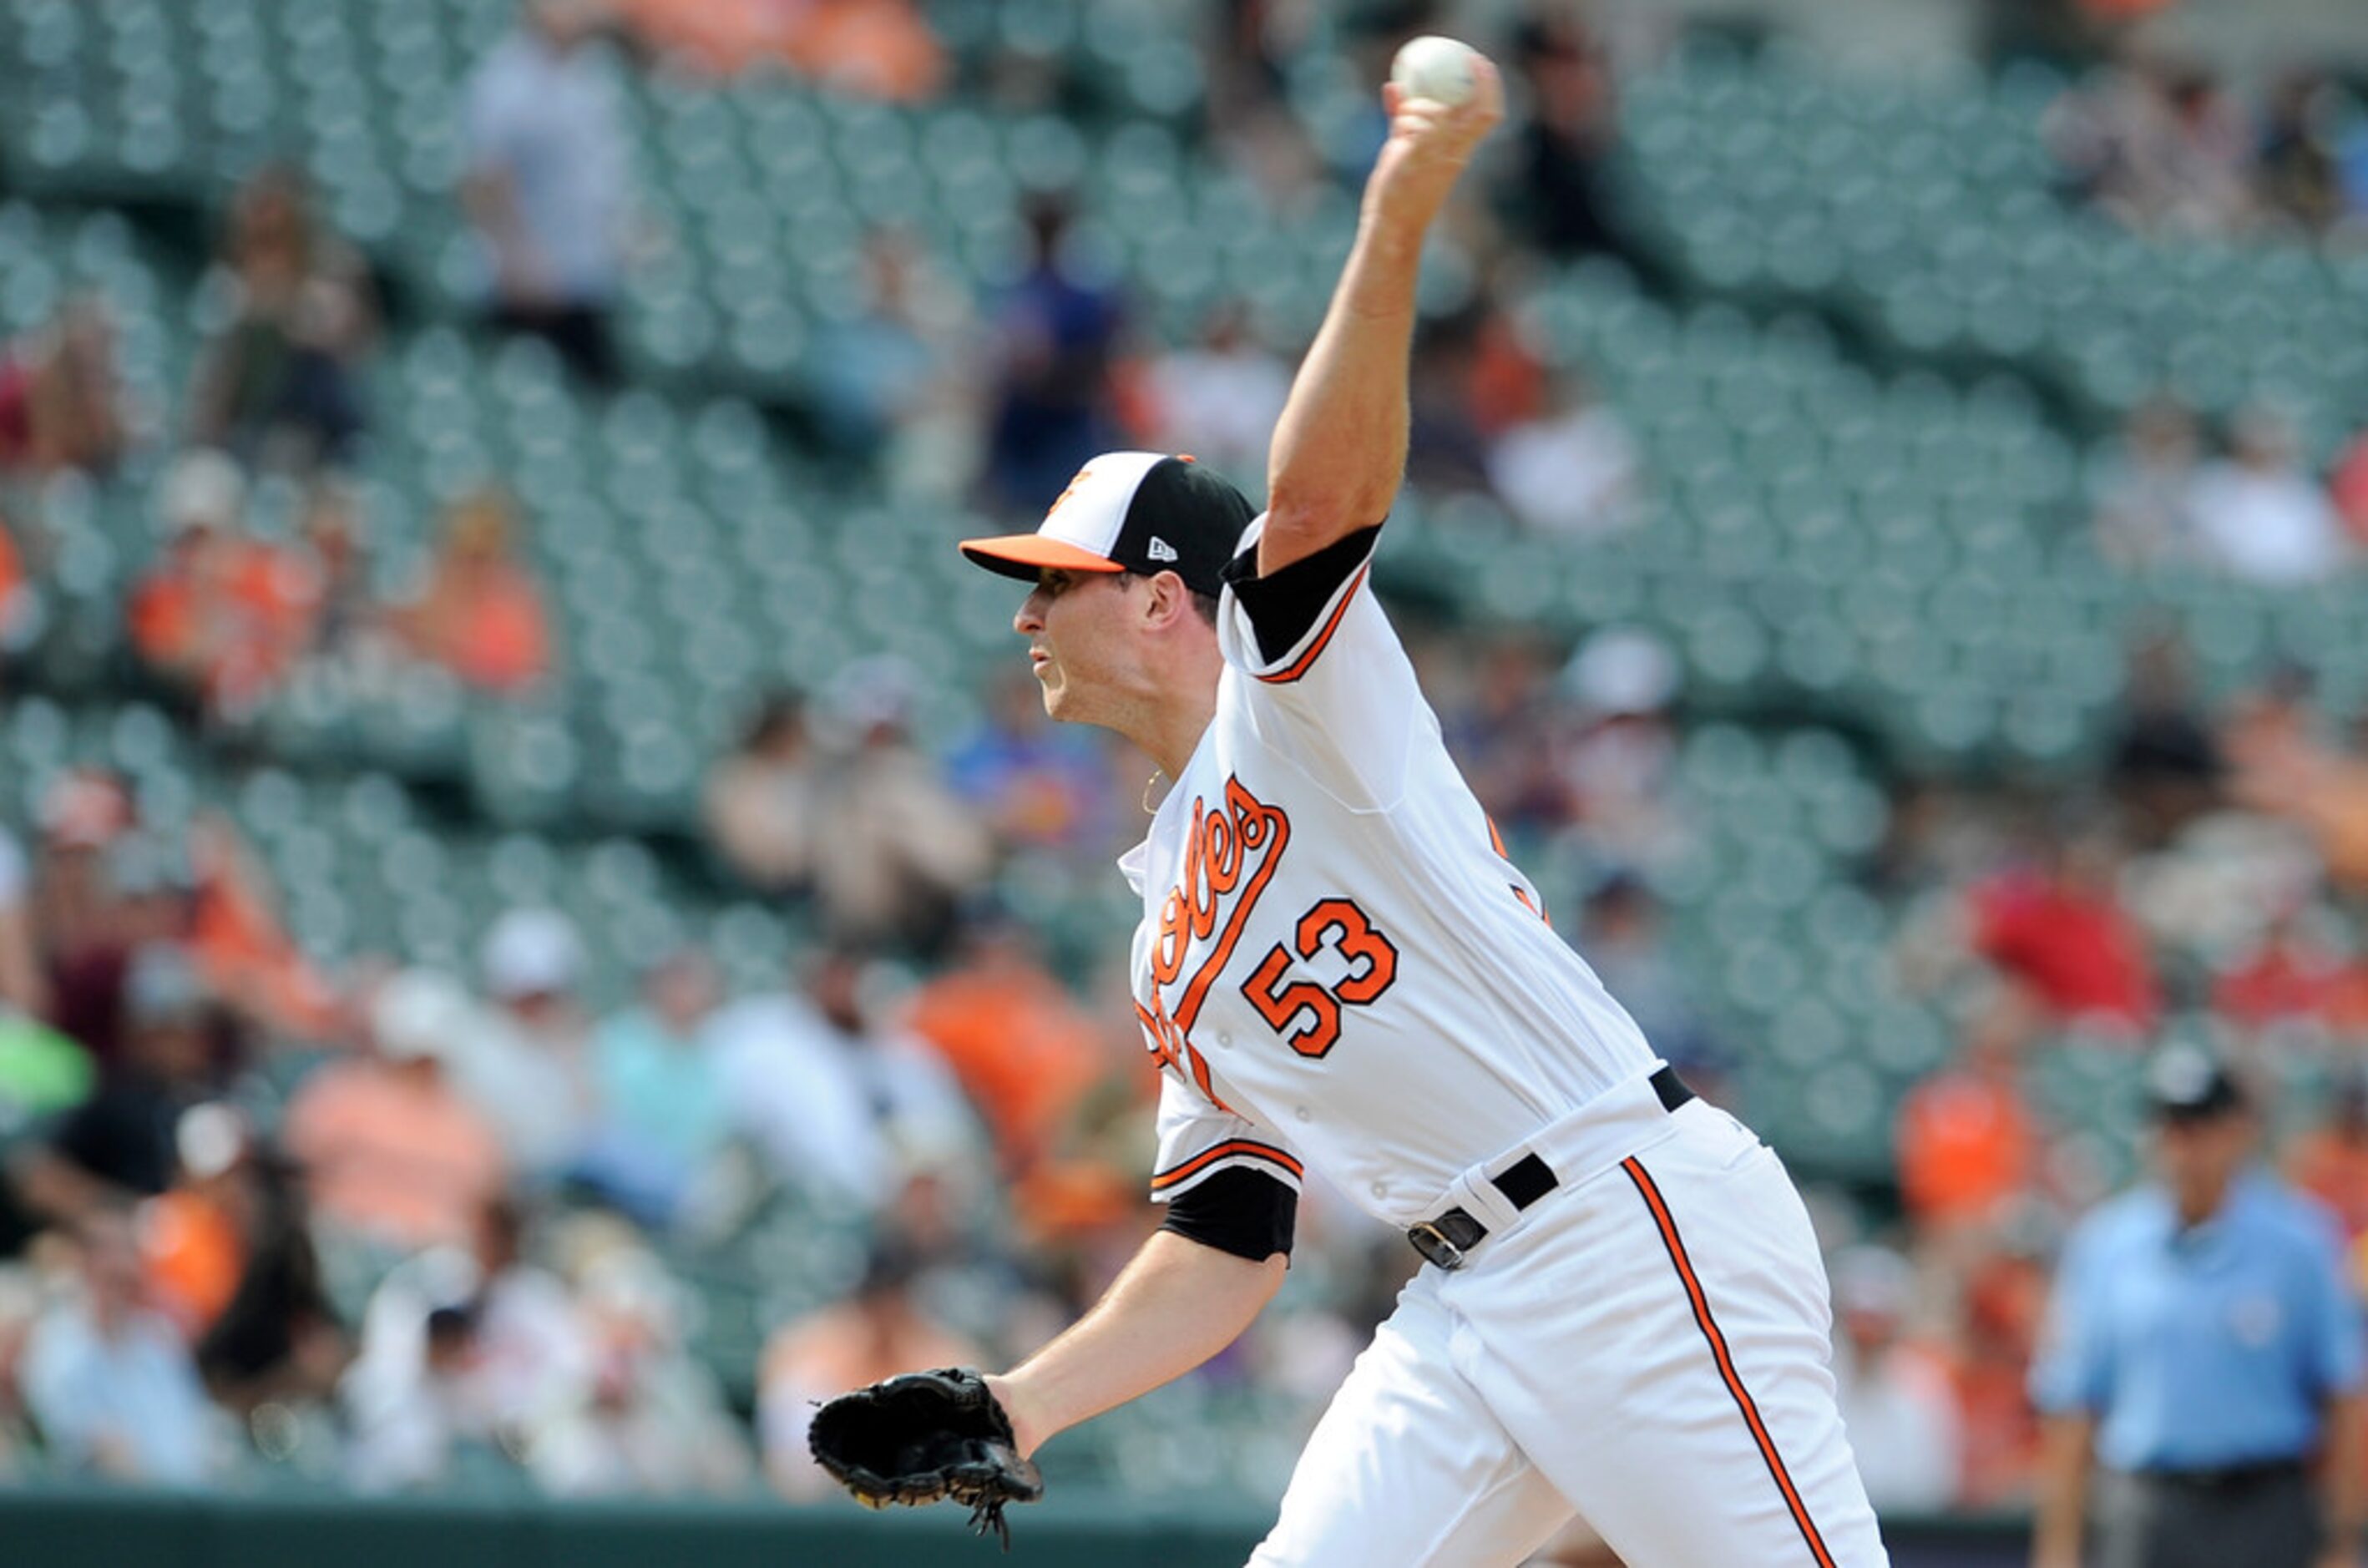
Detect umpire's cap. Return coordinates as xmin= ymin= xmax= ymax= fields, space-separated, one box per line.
xmin=2144 ymin=1042 xmax=2247 ymax=1123
xmin=960 ymin=452 xmax=1254 ymax=599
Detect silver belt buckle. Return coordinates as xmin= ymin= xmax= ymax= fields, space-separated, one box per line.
xmin=1407 ymin=1219 xmax=1466 ymax=1271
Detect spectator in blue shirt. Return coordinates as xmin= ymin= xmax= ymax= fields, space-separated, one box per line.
xmin=2030 ymin=1045 xmax=2365 ymax=1568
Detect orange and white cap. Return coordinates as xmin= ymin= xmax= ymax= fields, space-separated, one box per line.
xmin=959 ymin=453 xmax=1254 ymax=599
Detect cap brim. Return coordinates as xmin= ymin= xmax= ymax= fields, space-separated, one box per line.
xmin=958 ymin=534 xmax=1126 ymax=583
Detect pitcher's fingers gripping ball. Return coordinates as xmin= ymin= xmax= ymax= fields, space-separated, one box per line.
xmin=807 ymin=1367 xmax=1045 ymax=1550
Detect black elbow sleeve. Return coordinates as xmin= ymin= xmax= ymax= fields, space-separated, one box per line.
xmin=1160 ymin=1166 xmax=1298 ymax=1262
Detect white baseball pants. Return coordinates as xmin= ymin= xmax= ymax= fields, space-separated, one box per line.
xmin=1250 ymin=1093 xmax=1889 ymax=1567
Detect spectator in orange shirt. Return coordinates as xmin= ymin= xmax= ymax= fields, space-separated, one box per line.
xmin=283 ymin=969 xmax=509 ymax=1253
xmin=127 ymin=452 xmax=319 ymax=719
xmin=610 ymin=0 xmax=944 ymax=100
xmin=385 ymin=488 xmax=554 ymax=695
xmin=1897 ymin=988 xmax=2042 ymax=1236
xmin=903 ymin=912 xmax=1104 ymax=1178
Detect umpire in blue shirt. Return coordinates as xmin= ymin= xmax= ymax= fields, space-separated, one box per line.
xmin=2030 ymin=1044 xmax=2366 ymax=1568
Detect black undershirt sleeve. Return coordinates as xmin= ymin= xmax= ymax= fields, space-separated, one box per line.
xmin=1223 ymin=524 xmax=1384 ymax=667
xmin=1160 ymin=1166 xmax=1298 ymax=1262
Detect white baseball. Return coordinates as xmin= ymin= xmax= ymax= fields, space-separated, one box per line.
xmin=1389 ymin=34 xmax=1478 ymax=108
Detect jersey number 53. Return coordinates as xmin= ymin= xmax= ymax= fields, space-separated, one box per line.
xmin=1242 ymin=898 xmax=1399 ymax=1058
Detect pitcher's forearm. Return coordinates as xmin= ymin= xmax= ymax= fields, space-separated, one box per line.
xmin=990 ymin=1232 xmax=1287 ymax=1457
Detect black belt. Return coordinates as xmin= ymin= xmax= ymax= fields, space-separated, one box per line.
xmin=2134 ymin=1457 xmax=2306 ymax=1493
xmin=1407 ymin=1067 xmax=1695 ymax=1271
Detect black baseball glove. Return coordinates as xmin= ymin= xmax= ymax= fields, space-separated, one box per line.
xmin=807 ymin=1367 xmax=1045 ymax=1549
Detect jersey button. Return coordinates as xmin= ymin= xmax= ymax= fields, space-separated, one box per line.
xmin=1294 ymin=1107 xmax=1313 ymax=1123
xmin=1369 ymin=1181 xmax=1389 ymax=1200
xmin=1216 ymin=1030 xmax=1233 ymax=1049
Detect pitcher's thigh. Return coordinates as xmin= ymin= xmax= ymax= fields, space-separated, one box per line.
xmin=1251 ymin=1288 xmax=1575 ymax=1568
xmin=1482 ymin=1143 xmax=1888 ymax=1568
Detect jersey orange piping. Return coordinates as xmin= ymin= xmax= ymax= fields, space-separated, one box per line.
xmin=1255 ymin=563 xmax=1370 ymax=685
xmin=1621 ymin=1156 xmax=1840 ymax=1568
xmin=1150 ymin=1140 xmax=1305 ymax=1191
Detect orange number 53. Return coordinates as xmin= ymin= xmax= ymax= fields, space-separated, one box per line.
xmin=1243 ymin=898 xmax=1399 ymax=1059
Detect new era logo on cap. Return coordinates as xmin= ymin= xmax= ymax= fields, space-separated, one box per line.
xmin=959 ymin=453 xmax=1255 ymax=599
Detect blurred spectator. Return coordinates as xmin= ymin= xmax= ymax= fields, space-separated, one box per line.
xmin=944 ymin=668 xmax=1117 ymax=862
xmin=711 ymin=945 xmax=982 ymax=1214
xmin=759 ymin=1240 xmax=986 ymax=1499
xmin=610 ymin=0 xmax=943 ymax=99
xmin=981 ymin=195 xmax=1126 ymax=516
xmin=0 ymin=512 xmax=38 ymax=665
xmin=2221 ymin=669 xmax=2368 ymax=896
xmin=343 ymin=1298 xmax=511 ymax=1493
xmin=529 ymin=1247 xmax=751 ymax=1496
xmin=189 ymin=1146 xmax=348 ymax=1421
xmin=1487 ymin=371 xmax=1640 ymax=538
xmin=1442 ymin=634 xmax=1571 ymax=843
xmin=1497 ymin=13 xmax=1623 ymax=260
xmin=581 ymin=950 xmax=729 ymax=1228
xmin=2213 ymin=904 xmax=2366 ymax=1035
xmin=282 ymin=969 xmax=509 ymax=1252
xmin=29 ymin=771 xmax=143 ymax=1067
xmin=1403 ymin=314 xmax=1492 ymax=495
xmin=804 ymin=230 xmax=970 ymax=478
xmin=291 ymin=478 xmax=376 ymax=664
xmin=807 ymin=660 xmax=994 ymax=956
xmin=459 ymin=908 xmax=598 ymax=1185
xmin=0 ymin=296 xmax=129 ymax=479
xmin=186 ymin=164 xmax=375 ymax=473
xmin=463 ymin=0 xmax=630 ymax=386
xmin=903 ymin=912 xmax=1106 ymax=1179
xmin=343 ymin=1200 xmax=587 ymax=1490
xmin=0 ymin=1265 xmax=36 ymax=1474
xmin=1142 ymin=301 xmax=1291 ymax=491
xmin=1554 ymin=628 xmax=1684 ymax=868
xmin=1961 ymin=812 xmax=2160 ymax=1033
xmin=2256 ymin=73 xmax=2345 ymax=235
xmin=2048 ymin=57 xmax=2254 ymax=235
xmin=126 ymin=452 xmax=318 ymax=719
xmin=0 ymin=824 xmax=51 ymax=1021
xmin=704 ymin=689 xmax=819 ymax=897
xmin=383 ymin=488 xmax=554 ymax=695
xmin=137 ymin=1102 xmax=252 ymax=1340
xmin=1828 ymin=1246 xmax=1964 ymax=1513
xmin=2188 ymin=409 xmax=2346 ymax=587
xmin=1576 ymin=876 xmax=1731 ymax=1099
xmin=11 ymin=946 xmax=220 ymax=1224
xmin=2089 ymin=397 xmax=2203 ymax=569
xmin=2105 ymin=628 xmax=2222 ymax=847
xmin=2287 ymin=1074 xmax=2368 ymax=1257
xmin=1896 ymin=988 xmax=2041 ymax=1239
xmin=183 ymin=812 xmax=343 ymax=1044
xmin=1948 ymin=1241 xmax=2049 ymax=1509
xmin=2333 ymin=424 xmax=2368 ymax=549
xmin=18 ymin=1210 xmax=215 ymax=1484
xmin=2029 ymin=1048 xmax=2364 ymax=1568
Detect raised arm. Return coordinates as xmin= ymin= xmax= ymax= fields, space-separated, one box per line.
xmin=1260 ymin=55 xmax=1504 ymax=577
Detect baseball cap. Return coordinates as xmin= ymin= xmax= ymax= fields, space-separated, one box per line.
xmin=481 ymin=906 xmax=584 ymax=1001
xmin=2144 ymin=1043 xmax=2245 ymax=1122
xmin=959 ymin=452 xmax=1254 ymax=599
xmin=372 ymin=968 xmax=474 ymax=1064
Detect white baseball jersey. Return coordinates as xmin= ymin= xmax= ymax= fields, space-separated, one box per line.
xmin=1119 ymin=516 xmax=1889 ymax=1567
xmin=1126 ymin=516 xmax=1657 ymax=1224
